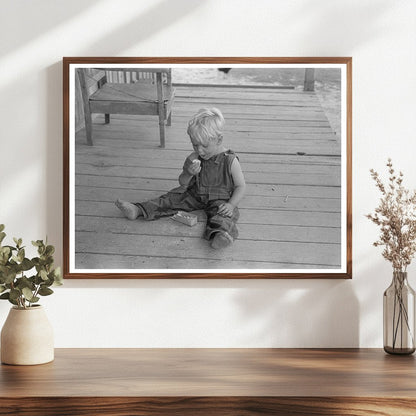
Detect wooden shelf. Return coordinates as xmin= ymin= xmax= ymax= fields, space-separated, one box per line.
xmin=1 ymin=348 xmax=415 ymax=415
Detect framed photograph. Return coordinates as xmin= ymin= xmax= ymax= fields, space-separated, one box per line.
xmin=63 ymin=57 xmax=352 ymax=279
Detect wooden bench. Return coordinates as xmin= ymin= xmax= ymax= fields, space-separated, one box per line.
xmin=77 ymin=68 xmax=175 ymax=148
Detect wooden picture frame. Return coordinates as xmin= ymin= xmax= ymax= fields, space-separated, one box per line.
xmin=63 ymin=57 xmax=352 ymax=279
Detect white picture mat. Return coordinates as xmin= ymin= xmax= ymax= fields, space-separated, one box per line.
xmin=68 ymin=62 xmax=348 ymax=275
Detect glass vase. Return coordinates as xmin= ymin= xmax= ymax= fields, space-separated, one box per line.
xmin=383 ymin=271 xmax=415 ymax=355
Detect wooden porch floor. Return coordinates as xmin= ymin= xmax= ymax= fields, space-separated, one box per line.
xmin=75 ymin=85 xmax=341 ymax=271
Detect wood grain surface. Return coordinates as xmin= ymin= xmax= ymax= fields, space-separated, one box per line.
xmin=1 ymin=348 xmax=415 ymax=415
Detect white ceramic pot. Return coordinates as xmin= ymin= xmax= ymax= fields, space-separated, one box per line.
xmin=1 ymin=305 xmax=54 ymax=365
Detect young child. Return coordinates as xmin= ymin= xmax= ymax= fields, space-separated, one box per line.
xmin=115 ymin=107 xmax=246 ymax=249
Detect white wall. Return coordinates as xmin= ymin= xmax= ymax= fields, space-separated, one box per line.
xmin=1 ymin=0 xmax=415 ymax=348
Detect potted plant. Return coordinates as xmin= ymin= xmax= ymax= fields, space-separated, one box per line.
xmin=0 ymin=224 xmax=63 ymax=365
xmin=366 ymin=159 xmax=416 ymax=354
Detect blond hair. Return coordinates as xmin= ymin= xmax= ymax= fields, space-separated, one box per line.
xmin=187 ymin=107 xmax=225 ymax=145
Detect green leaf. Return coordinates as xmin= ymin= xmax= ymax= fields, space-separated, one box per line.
xmin=0 ymin=232 xmax=5 ymax=244
xmin=34 ymin=274 xmax=43 ymax=285
xmin=0 ymin=291 xmax=17 ymax=306
xmin=50 ymin=267 xmax=63 ymax=285
xmin=0 ymin=251 xmax=8 ymax=265
xmin=20 ymin=258 xmax=34 ymax=271
xmin=43 ymin=256 xmax=54 ymax=266
xmin=38 ymin=287 xmax=54 ymax=296
xmin=0 ymin=285 xmax=7 ymax=294
xmin=8 ymin=263 xmax=20 ymax=275
xmin=2 ymin=271 xmax=17 ymax=285
xmin=9 ymin=288 xmax=21 ymax=301
xmin=0 ymin=246 xmax=10 ymax=255
xmin=0 ymin=224 xmax=5 ymax=232
xmin=17 ymin=248 xmax=25 ymax=263
xmin=13 ymin=237 xmax=23 ymax=248
xmin=32 ymin=240 xmax=43 ymax=247
xmin=43 ymin=277 xmax=55 ymax=287
xmin=22 ymin=287 xmax=34 ymax=301
xmin=45 ymin=245 xmax=55 ymax=256
xmin=39 ymin=270 xmax=48 ymax=281
xmin=17 ymin=276 xmax=35 ymax=290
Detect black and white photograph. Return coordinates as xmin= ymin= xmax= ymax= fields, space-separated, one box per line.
xmin=63 ymin=58 xmax=352 ymax=278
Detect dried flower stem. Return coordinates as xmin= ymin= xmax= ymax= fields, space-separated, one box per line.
xmin=366 ymin=159 xmax=416 ymax=272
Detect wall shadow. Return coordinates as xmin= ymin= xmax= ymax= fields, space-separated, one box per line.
xmin=232 ymin=279 xmax=360 ymax=347
xmin=47 ymin=0 xmax=204 ymax=265
xmin=2 ymin=0 xmax=203 ymax=57
xmin=84 ymin=0 xmax=204 ymax=55
xmin=288 ymin=0 xmax=395 ymax=51
xmin=1 ymin=0 xmax=101 ymax=56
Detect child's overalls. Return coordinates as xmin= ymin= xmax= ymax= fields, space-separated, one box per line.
xmin=135 ymin=150 xmax=240 ymax=242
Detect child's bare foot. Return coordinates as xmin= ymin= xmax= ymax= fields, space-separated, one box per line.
xmin=115 ymin=199 xmax=141 ymax=220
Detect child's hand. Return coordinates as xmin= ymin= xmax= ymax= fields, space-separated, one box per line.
xmin=217 ymin=202 xmax=234 ymax=217
xmin=187 ymin=159 xmax=201 ymax=176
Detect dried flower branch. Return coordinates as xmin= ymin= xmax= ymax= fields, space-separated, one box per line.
xmin=366 ymin=159 xmax=416 ymax=272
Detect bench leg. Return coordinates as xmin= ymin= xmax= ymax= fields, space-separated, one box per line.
xmin=77 ymin=69 xmax=94 ymax=146
xmin=158 ymin=115 xmax=166 ymax=148
xmin=105 ymin=114 xmax=110 ymax=124
xmin=84 ymin=109 xmax=93 ymax=146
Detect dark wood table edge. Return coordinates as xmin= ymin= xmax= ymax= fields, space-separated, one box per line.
xmin=1 ymin=396 xmax=415 ymax=416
